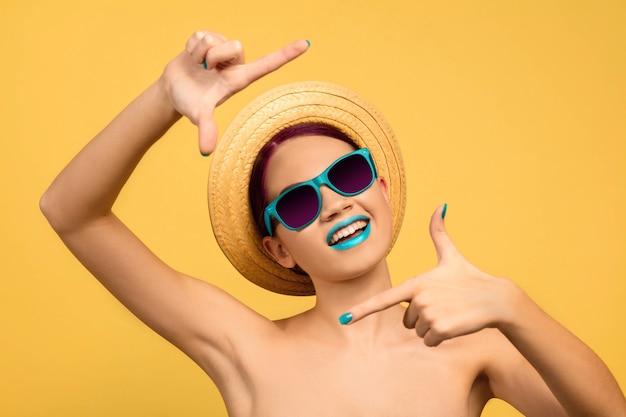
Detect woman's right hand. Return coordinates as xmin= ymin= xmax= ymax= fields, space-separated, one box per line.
xmin=160 ymin=31 xmax=309 ymax=155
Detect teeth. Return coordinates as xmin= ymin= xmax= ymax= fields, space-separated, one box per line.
xmin=330 ymin=220 xmax=368 ymax=245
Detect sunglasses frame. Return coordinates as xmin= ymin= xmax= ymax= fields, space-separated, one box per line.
xmin=263 ymin=148 xmax=378 ymax=236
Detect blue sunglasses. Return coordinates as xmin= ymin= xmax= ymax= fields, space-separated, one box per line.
xmin=264 ymin=148 xmax=378 ymax=236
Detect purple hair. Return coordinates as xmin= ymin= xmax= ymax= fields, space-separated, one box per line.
xmin=249 ymin=123 xmax=358 ymax=237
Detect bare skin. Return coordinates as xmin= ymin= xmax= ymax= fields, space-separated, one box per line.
xmin=40 ymin=31 xmax=626 ymax=417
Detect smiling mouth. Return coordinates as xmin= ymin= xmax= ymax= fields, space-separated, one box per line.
xmin=329 ymin=219 xmax=369 ymax=246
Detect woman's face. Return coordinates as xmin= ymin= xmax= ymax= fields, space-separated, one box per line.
xmin=261 ymin=135 xmax=393 ymax=282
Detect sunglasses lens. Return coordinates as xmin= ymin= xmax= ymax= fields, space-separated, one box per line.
xmin=328 ymin=153 xmax=374 ymax=194
xmin=275 ymin=184 xmax=320 ymax=229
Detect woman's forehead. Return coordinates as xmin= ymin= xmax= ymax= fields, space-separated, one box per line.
xmin=263 ymin=136 xmax=355 ymax=194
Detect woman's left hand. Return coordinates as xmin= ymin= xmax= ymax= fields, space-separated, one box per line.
xmin=343 ymin=205 xmax=520 ymax=346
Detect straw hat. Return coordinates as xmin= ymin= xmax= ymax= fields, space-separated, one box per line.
xmin=208 ymin=81 xmax=405 ymax=296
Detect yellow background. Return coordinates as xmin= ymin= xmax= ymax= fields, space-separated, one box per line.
xmin=2 ymin=1 xmax=625 ymax=415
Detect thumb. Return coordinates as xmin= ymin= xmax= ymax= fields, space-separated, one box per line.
xmin=429 ymin=203 xmax=459 ymax=264
xmin=198 ymin=117 xmax=218 ymax=156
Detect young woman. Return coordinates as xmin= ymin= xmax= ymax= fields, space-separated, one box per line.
xmin=40 ymin=30 xmax=626 ymax=417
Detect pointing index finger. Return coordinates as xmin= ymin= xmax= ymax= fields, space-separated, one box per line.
xmin=244 ymin=39 xmax=310 ymax=84
xmin=339 ymin=280 xmax=416 ymax=325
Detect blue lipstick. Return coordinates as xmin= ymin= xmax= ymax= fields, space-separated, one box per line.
xmin=327 ymin=215 xmax=371 ymax=251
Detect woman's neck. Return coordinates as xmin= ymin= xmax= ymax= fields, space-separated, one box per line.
xmin=296 ymin=259 xmax=408 ymax=347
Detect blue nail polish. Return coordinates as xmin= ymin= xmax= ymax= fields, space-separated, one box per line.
xmin=202 ymin=60 xmax=207 ymax=70
xmin=339 ymin=313 xmax=353 ymax=325
xmin=201 ymin=152 xmax=210 ymax=157
xmin=441 ymin=203 xmax=448 ymax=220
xmin=306 ymin=40 xmax=311 ymax=48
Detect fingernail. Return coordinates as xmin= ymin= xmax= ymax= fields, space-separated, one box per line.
xmin=202 ymin=60 xmax=207 ymax=70
xmin=441 ymin=203 xmax=448 ymax=220
xmin=339 ymin=313 xmax=353 ymax=325
xmin=201 ymin=152 xmax=210 ymax=157
xmin=306 ymin=40 xmax=311 ymax=48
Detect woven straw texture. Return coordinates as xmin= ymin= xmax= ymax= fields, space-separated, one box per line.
xmin=208 ymin=81 xmax=405 ymax=296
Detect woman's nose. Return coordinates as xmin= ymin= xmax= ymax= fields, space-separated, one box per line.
xmin=318 ymin=186 xmax=353 ymax=222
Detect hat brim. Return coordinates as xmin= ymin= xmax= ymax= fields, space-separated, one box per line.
xmin=208 ymin=81 xmax=406 ymax=296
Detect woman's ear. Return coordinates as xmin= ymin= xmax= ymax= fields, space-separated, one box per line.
xmin=378 ymin=177 xmax=390 ymax=205
xmin=262 ymin=236 xmax=297 ymax=268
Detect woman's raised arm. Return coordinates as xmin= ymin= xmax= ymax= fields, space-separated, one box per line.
xmin=39 ymin=31 xmax=308 ymax=372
